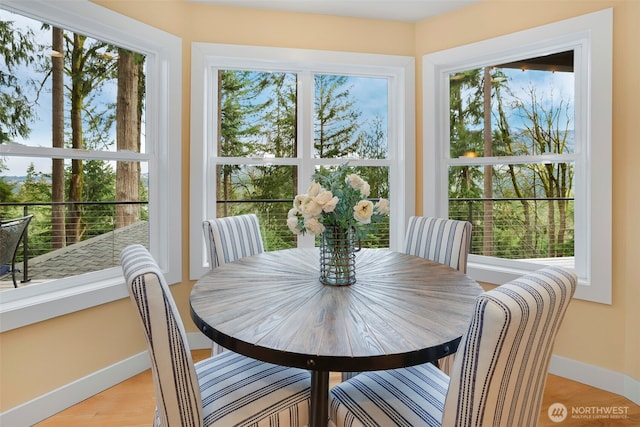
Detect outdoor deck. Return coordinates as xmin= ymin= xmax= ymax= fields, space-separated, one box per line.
xmin=0 ymin=221 xmax=148 ymax=291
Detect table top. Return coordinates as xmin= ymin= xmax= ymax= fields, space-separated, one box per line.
xmin=190 ymin=248 xmax=484 ymax=373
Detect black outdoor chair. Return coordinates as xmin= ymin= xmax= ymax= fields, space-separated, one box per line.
xmin=0 ymin=215 xmax=33 ymax=287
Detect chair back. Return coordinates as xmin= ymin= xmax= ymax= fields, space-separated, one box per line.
xmin=202 ymin=214 xmax=264 ymax=269
xmin=443 ymin=266 xmax=577 ymax=427
xmin=403 ymin=216 xmax=472 ymax=273
xmin=0 ymin=215 xmax=33 ymax=265
xmin=121 ymin=244 xmax=203 ymax=427
xmin=1 ymin=215 xmax=34 ymax=286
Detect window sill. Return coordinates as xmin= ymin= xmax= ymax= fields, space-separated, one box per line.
xmin=0 ymin=273 xmax=127 ymax=332
xmin=468 ymin=259 xmax=610 ymax=305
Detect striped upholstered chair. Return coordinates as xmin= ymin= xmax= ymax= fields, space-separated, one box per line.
xmin=341 ymin=216 xmax=472 ymax=381
xmin=404 ymin=216 xmax=472 ymax=273
xmin=121 ymin=244 xmax=310 ymax=427
xmin=329 ymin=266 xmax=577 ymax=427
xmin=202 ymin=214 xmax=264 ymax=270
xmin=405 ymin=216 xmax=472 ymax=375
xmin=202 ymin=214 xmax=264 ymax=355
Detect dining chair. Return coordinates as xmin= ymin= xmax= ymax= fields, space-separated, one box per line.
xmin=121 ymin=244 xmax=311 ymax=427
xmin=329 ymin=266 xmax=577 ymax=427
xmin=405 ymin=215 xmax=472 ymax=375
xmin=0 ymin=214 xmax=34 ymax=287
xmin=403 ymin=216 xmax=472 ymax=274
xmin=202 ymin=214 xmax=264 ymax=269
xmin=202 ymin=214 xmax=264 ymax=355
xmin=341 ymin=216 xmax=473 ymax=381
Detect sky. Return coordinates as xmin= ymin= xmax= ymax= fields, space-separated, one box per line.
xmin=501 ymin=68 xmax=575 ymax=131
xmin=456 ymin=65 xmax=575 ymax=142
xmin=349 ymin=76 xmax=388 ymax=127
xmin=1 ymin=8 xmax=120 ymax=177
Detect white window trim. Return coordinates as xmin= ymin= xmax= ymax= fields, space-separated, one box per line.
xmin=423 ymin=9 xmax=612 ymax=303
xmin=190 ymin=43 xmax=415 ymax=280
xmin=0 ymin=0 xmax=182 ymax=331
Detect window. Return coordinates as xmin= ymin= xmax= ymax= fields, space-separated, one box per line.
xmin=190 ymin=44 xmax=415 ymax=279
xmin=0 ymin=0 xmax=181 ymax=330
xmin=423 ymin=9 xmax=612 ymax=303
xmin=447 ymin=53 xmax=576 ymax=261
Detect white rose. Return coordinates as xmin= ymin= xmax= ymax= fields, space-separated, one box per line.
xmin=293 ymin=194 xmax=306 ymax=211
xmin=315 ymin=189 xmax=334 ymax=205
xmin=307 ymin=182 xmax=322 ymax=197
xmin=288 ymin=207 xmax=299 ymax=218
xmin=287 ymin=217 xmax=301 ymax=234
xmin=304 ymin=216 xmax=325 ymax=235
xmin=353 ymin=200 xmax=374 ymax=224
xmin=346 ymin=173 xmax=365 ymax=190
xmin=299 ymin=196 xmax=323 ymax=217
xmin=359 ymin=182 xmax=371 ymax=198
xmin=375 ymin=198 xmax=390 ymax=215
xmin=322 ymin=196 xmax=339 ymax=213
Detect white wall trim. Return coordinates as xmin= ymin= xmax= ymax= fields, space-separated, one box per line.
xmin=3 ymin=336 xmax=636 ymax=425
xmin=624 ymin=376 xmax=640 ymax=407
xmin=0 ymin=275 xmax=127 ymax=332
xmin=0 ymin=351 xmax=150 ymax=427
xmin=189 ymin=329 xmax=215 ymax=350
xmin=0 ymin=333 xmax=210 ymax=426
xmin=549 ymin=355 xmax=640 ymax=406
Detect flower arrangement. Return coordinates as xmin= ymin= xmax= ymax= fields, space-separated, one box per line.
xmin=286 ymin=163 xmax=390 ymax=241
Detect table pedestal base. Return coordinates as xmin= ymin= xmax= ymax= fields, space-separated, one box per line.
xmin=310 ymin=370 xmax=329 ymax=427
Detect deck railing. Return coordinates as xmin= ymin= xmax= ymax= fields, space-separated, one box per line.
xmin=0 ymin=201 xmax=149 ymax=285
xmin=1 ymin=196 xmax=573 ymax=287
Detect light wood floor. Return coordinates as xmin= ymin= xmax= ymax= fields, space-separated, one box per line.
xmin=35 ymin=350 xmax=639 ymax=426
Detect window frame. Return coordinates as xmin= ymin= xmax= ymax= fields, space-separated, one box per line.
xmin=0 ymin=0 xmax=182 ymax=331
xmin=423 ymin=9 xmax=612 ymax=303
xmin=190 ymin=43 xmax=415 ymax=280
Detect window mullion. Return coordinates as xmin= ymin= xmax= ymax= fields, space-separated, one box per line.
xmin=447 ymin=153 xmax=577 ymax=167
xmin=296 ymin=70 xmax=316 ymax=248
xmin=0 ymin=145 xmax=150 ymax=162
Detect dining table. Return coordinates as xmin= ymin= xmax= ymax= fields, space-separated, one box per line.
xmin=190 ymin=247 xmax=484 ymax=427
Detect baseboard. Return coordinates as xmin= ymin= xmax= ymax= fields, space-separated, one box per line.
xmin=625 ymin=376 xmax=640 ymax=406
xmin=189 ymin=330 xmax=214 ymax=350
xmin=0 ymin=351 xmax=150 ymax=427
xmin=0 ymin=334 xmax=209 ymax=426
xmin=549 ymin=355 xmax=640 ymax=405
xmin=2 ymin=336 xmax=636 ymax=426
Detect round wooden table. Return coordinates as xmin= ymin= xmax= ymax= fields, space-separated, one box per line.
xmin=190 ymin=248 xmax=483 ymax=427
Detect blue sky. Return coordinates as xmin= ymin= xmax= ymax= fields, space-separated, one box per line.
xmin=2 ymin=9 xmax=120 ymax=177
xmin=457 ymin=65 xmax=575 ymax=143
xmin=348 ymin=76 xmax=388 ymax=128
xmin=500 ymin=68 xmax=575 ymax=131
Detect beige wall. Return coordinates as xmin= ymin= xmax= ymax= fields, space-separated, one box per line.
xmin=1 ymin=0 xmax=638 ymax=412
xmin=0 ymin=299 xmax=144 ymax=409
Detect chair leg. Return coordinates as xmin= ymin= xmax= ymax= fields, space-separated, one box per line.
xmin=11 ymin=261 xmax=18 ymax=288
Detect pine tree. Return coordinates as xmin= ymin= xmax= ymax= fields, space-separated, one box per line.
xmin=314 ymin=74 xmax=360 ymax=158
